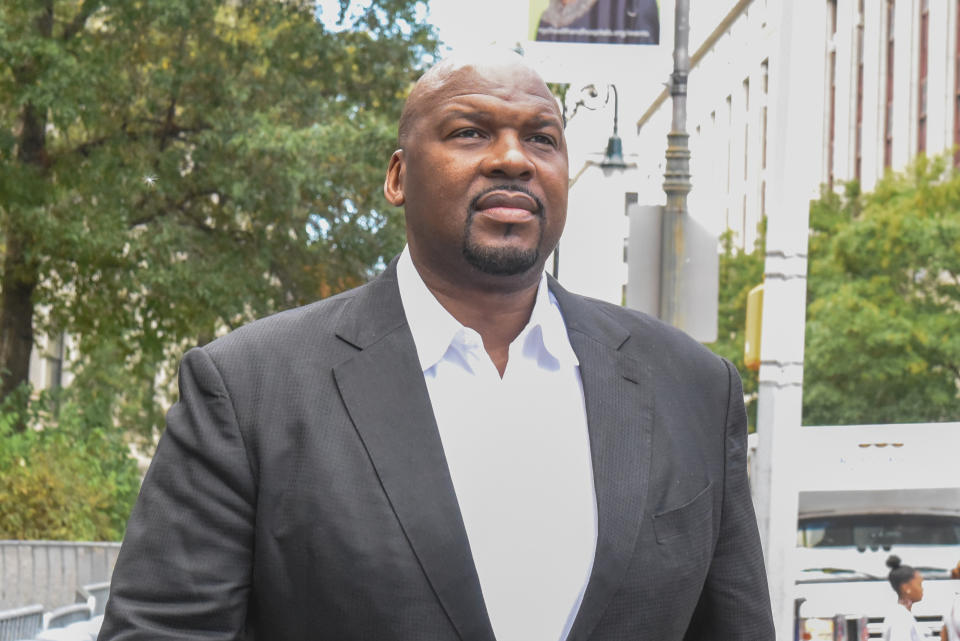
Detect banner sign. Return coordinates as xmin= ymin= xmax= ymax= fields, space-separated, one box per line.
xmin=529 ymin=0 xmax=660 ymax=45
xmin=522 ymin=0 xmax=667 ymax=86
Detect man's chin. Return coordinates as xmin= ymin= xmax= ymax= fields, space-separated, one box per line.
xmin=462 ymin=244 xmax=540 ymax=276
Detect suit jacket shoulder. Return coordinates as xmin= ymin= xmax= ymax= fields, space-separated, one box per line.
xmin=549 ymin=282 xmax=734 ymax=394
xmin=202 ymin=274 xmax=385 ymax=365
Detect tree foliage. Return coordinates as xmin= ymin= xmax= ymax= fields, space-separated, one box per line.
xmin=803 ymin=157 xmax=960 ymax=424
xmin=0 ymin=0 xmax=436 ymax=436
xmin=0 ymin=392 xmax=140 ymax=540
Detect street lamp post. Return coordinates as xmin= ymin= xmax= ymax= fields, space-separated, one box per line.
xmin=660 ymin=0 xmax=691 ymax=326
xmin=601 ymin=85 xmax=627 ymax=169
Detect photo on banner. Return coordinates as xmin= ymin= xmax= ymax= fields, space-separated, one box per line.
xmin=522 ymin=0 xmax=667 ymax=87
xmin=528 ymin=0 xmax=660 ymax=45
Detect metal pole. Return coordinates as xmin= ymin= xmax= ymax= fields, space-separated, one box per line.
xmin=660 ymin=0 xmax=692 ymax=325
xmin=611 ymin=84 xmax=620 ymax=136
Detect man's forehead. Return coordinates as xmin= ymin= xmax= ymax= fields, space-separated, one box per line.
xmin=397 ymin=50 xmax=561 ymax=145
xmin=419 ymin=58 xmax=554 ymax=103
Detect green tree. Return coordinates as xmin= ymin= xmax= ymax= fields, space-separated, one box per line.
xmin=803 ymin=157 xmax=960 ymax=424
xmin=706 ymin=224 xmax=765 ymax=430
xmin=0 ymin=392 xmax=141 ymax=540
xmin=0 ymin=0 xmax=435 ymax=434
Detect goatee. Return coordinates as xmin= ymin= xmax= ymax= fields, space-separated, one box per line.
xmin=462 ymin=243 xmax=539 ymax=276
xmin=463 ymin=185 xmax=544 ymax=276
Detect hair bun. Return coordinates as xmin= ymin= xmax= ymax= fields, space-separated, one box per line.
xmin=886 ymin=555 xmax=902 ymax=569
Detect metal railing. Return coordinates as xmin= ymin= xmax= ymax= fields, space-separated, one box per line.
xmin=0 ymin=604 xmax=43 ymax=641
xmin=0 ymin=542 xmax=119 ymax=610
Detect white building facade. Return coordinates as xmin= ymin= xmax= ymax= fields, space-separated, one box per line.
xmin=635 ymin=0 xmax=960 ymax=252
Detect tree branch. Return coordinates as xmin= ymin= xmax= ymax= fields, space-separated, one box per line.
xmin=128 ymin=211 xmax=164 ymax=229
xmin=126 ymin=190 xmax=229 ymax=233
xmin=159 ymin=31 xmax=190 ymax=152
xmin=159 ymin=97 xmax=178 ymax=152
xmin=61 ymin=0 xmax=102 ymax=42
xmin=56 ymin=118 xmax=210 ymax=164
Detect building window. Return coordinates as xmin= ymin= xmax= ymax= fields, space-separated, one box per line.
xmin=726 ymin=95 xmax=733 ymax=231
xmin=761 ymin=59 xmax=769 ymax=170
xmin=827 ymin=0 xmax=838 ymax=189
xmin=829 ymin=49 xmax=837 ymax=188
xmin=45 ymin=333 xmax=65 ymax=391
xmin=726 ymin=95 xmax=733 ymax=195
xmin=955 ymin=0 xmax=960 ymax=164
xmin=885 ymin=0 xmax=895 ymax=169
xmin=855 ymin=0 xmax=865 ymax=180
xmin=761 ymin=180 xmax=767 ymax=218
xmin=743 ymin=78 xmax=750 ymax=181
xmin=741 ymin=195 xmax=748 ymax=251
xmin=918 ymin=0 xmax=929 ymax=154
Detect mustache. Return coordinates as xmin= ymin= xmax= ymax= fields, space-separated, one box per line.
xmin=467 ymin=184 xmax=544 ymax=217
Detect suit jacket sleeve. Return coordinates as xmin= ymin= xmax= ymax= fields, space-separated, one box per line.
xmin=683 ymin=358 xmax=775 ymax=640
xmin=99 ymin=347 xmax=255 ymax=641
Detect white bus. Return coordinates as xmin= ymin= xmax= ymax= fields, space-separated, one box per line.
xmin=754 ymin=423 xmax=960 ymax=640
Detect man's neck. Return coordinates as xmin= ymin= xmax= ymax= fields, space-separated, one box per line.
xmin=413 ymin=261 xmax=542 ymax=377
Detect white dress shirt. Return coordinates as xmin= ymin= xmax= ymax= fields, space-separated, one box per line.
xmin=396 ymin=247 xmax=597 ymax=641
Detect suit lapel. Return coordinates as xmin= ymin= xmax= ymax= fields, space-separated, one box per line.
xmin=332 ymin=265 xmax=496 ymax=641
xmin=330 ymin=266 xmax=652 ymax=641
xmin=551 ymin=280 xmax=655 ymax=641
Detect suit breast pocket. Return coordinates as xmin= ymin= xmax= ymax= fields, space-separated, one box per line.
xmin=652 ymin=481 xmax=714 ymax=544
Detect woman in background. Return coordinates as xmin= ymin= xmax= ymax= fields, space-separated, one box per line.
xmin=941 ymin=561 xmax=960 ymax=641
xmin=882 ymin=555 xmax=925 ymax=641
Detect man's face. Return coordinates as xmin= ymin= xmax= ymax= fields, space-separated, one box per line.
xmin=385 ymin=59 xmax=568 ymax=286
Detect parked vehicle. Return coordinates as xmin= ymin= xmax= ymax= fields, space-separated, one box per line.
xmin=752 ymin=423 xmax=960 ymax=640
xmin=796 ymin=487 xmax=960 ymax=639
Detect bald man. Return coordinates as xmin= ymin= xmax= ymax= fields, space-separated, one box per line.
xmin=99 ymin=51 xmax=774 ymax=641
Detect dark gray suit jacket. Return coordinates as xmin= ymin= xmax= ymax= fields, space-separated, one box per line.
xmin=99 ymin=261 xmax=774 ymax=641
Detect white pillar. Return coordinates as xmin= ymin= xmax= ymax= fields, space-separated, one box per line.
xmin=753 ymin=0 xmax=826 ymax=638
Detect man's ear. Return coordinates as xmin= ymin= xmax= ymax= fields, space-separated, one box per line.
xmin=384 ymin=150 xmax=405 ymax=206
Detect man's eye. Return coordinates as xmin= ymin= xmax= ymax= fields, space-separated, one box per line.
xmin=529 ymin=134 xmax=557 ymax=147
xmin=453 ymin=128 xmax=483 ymax=139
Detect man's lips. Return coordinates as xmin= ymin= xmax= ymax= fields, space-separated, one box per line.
xmin=474 ymin=191 xmax=540 ymax=224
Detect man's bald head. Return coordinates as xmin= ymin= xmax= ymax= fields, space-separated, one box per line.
xmin=383 ymin=46 xmax=568 ymax=287
xmin=397 ymin=49 xmax=558 ymax=149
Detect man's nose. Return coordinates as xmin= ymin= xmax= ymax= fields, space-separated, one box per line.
xmin=481 ymin=133 xmax=535 ymax=179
